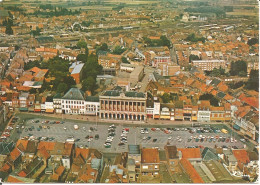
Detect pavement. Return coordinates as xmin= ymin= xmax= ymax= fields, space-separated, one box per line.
xmin=16 ymin=116 xmax=247 ymax=153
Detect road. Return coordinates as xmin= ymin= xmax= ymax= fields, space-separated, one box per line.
xmin=17 ymin=117 xmax=246 ymax=153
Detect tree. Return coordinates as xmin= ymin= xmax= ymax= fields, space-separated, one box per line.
xmin=247 ymin=38 xmax=259 ymax=46
xmin=121 ymin=57 xmax=129 ymax=64
xmin=112 ymin=45 xmax=127 ymax=55
xmin=81 ymin=76 xmax=97 ymax=94
xmin=199 ymin=93 xmax=219 ymax=106
xmin=230 ymin=60 xmax=247 ymax=76
xmin=76 ymin=54 xmax=87 ymax=62
xmin=77 ymin=40 xmax=87 ymax=49
xmin=31 ymin=26 xmax=41 ymax=37
xmin=57 ymin=83 xmax=68 ymax=93
xmin=5 ymin=24 xmax=13 ymax=35
xmin=160 ymin=35 xmax=171 ymax=48
xmin=189 ymin=54 xmax=200 ymax=63
xmin=161 ymin=93 xmax=171 ymax=103
xmin=245 ymin=70 xmax=259 ymax=91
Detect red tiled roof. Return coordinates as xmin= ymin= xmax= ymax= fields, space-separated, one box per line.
xmin=37 ymin=141 xmax=55 ymax=151
xmin=7 ymin=176 xmax=23 ymax=183
xmin=178 ymin=148 xmax=201 ymax=159
xmin=232 ymin=150 xmax=250 ymax=164
xmin=141 ymin=148 xmax=159 ymax=163
xmin=9 ymin=147 xmax=21 ymax=161
xmin=180 ymin=159 xmax=204 ymax=183
xmin=75 ymin=148 xmax=89 ymax=160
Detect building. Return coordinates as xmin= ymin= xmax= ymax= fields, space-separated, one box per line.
xmin=61 ymin=88 xmax=86 ymax=114
xmin=85 ymin=96 xmax=100 ymax=116
xmin=158 ymin=63 xmax=180 ymax=76
xmin=99 ymin=90 xmax=146 ymax=121
xmin=197 ymin=100 xmax=211 ymax=122
xmin=128 ymin=145 xmax=141 ymax=182
xmin=70 ymin=62 xmax=84 ymax=84
xmin=191 ymin=60 xmax=226 ymax=71
xmin=164 ymin=145 xmax=179 ymax=173
xmin=141 ymin=148 xmax=160 ymax=177
xmin=129 ymin=66 xmax=144 ymax=84
xmin=53 ymin=93 xmax=62 ymax=114
xmin=153 ymin=56 xmax=171 ymax=68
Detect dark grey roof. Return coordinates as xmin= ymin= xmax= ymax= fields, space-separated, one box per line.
xmin=53 ymin=93 xmax=62 ymax=99
xmin=0 ymin=142 xmax=15 ymax=155
xmin=217 ymin=92 xmax=226 ymax=99
xmin=201 ymin=147 xmax=219 ymax=161
xmin=211 ymin=78 xmax=221 ymax=86
xmin=36 ymin=36 xmax=54 ymax=43
xmin=128 ymin=145 xmax=140 ymax=154
xmin=103 ymin=90 xmax=120 ymax=97
xmin=125 ymin=91 xmax=145 ymax=98
xmin=153 ymin=71 xmax=164 ymax=81
xmin=86 ymin=96 xmax=99 ymax=102
xmin=62 ymin=88 xmax=85 ymax=100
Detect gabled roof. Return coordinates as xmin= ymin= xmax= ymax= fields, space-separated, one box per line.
xmin=217 ymin=92 xmax=226 ymax=99
xmin=211 ymin=78 xmax=221 ymax=86
xmin=178 ymin=148 xmax=201 ymax=159
xmin=62 ymin=88 xmax=85 ymax=100
xmin=201 ymin=147 xmax=219 ymax=161
xmin=180 ymin=159 xmax=204 ymax=183
xmin=9 ymin=147 xmax=21 ymax=161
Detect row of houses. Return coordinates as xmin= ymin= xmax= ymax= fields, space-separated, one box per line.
xmin=2 ymin=87 xmax=233 ymax=123
xmin=0 ymin=139 xmax=103 ymax=183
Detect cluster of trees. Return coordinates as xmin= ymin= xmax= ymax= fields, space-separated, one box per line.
xmin=81 ymin=53 xmax=103 ymax=94
xmin=160 ymin=93 xmax=179 ymax=103
xmin=230 ymin=60 xmax=247 ymax=77
xmin=2 ymin=18 xmax=13 ymax=35
xmin=184 ymin=7 xmax=225 ymax=17
xmin=112 ymin=46 xmax=127 ymax=55
xmin=30 ymin=27 xmax=41 ymax=37
xmin=228 ymin=81 xmax=245 ymax=90
xmin=26 ymin=57 xmax=76 ymax=94
xmin=121 ymin=57 xmax=129 ymax=64
xmin=185 ymin=33 xmax=206 ymax=43
xmin=75 ymin=40 xmax=103 ymax=94
xmin=199 ymin=93 xmax=219 ymax=107
xmin=205 ymin=67 xmax=228 ymax=77
xmin=95 ymin=43 xmax=109 ymax=54
xmin=245 ymin=70 xmax=259 ymax=92
xmin=76 ymin=40 xmax=89 ymax=62
xmin=143 ymin=35 xmax=171 ymax=48
xmin=247 ymin=38 xmax=259 ymax=46
xmin=32 ymin=7 xmax=81 ymax=17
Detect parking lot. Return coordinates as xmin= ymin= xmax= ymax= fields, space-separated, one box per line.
xmin=16 ymin=118 xmax=247 ymax=153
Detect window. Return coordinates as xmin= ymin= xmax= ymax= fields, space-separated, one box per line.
xmin=142 ymin=165 xmax=148 ymax=169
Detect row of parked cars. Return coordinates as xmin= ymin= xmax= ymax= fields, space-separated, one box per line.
xmin=0 ymin=117 xmax=19 ymax=141
xmin=187 ymin=135 xmax=237 ymax=143
xmin=104 ymin=124 xmax=116 ymax=148
xmin=118 ymin=128 xmax=129 ymax=146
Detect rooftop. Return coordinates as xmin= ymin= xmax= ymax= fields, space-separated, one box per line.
xmin=62 ymin=88 xmax=85 ymax=100
xmin=128 ymin=145 xmax=140 ymax=155
xmin=141 ymin=148 xmax=159 ymax=163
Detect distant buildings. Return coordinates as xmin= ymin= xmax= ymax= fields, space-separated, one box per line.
xmin=191 ymin=60 xmax=226 ymax=71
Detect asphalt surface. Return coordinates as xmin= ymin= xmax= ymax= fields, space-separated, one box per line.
xmin=17 ymin=118 xmax=246 ymax=153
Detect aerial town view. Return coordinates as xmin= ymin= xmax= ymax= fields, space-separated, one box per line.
xmin=0 ymin=0 xmax=259 ymax=183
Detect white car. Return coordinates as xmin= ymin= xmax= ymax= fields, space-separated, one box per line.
xmin=168 ymin=136 xmax=172 ymax=140
xmin=83 ymin=127 xmax=86 ymax=131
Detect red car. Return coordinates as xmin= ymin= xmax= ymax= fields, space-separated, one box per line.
xmin=151 ymin=128 xmax=156 ymax=131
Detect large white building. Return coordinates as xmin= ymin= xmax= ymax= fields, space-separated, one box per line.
xmin=61 ymin=88 xmax=86 ymax=114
